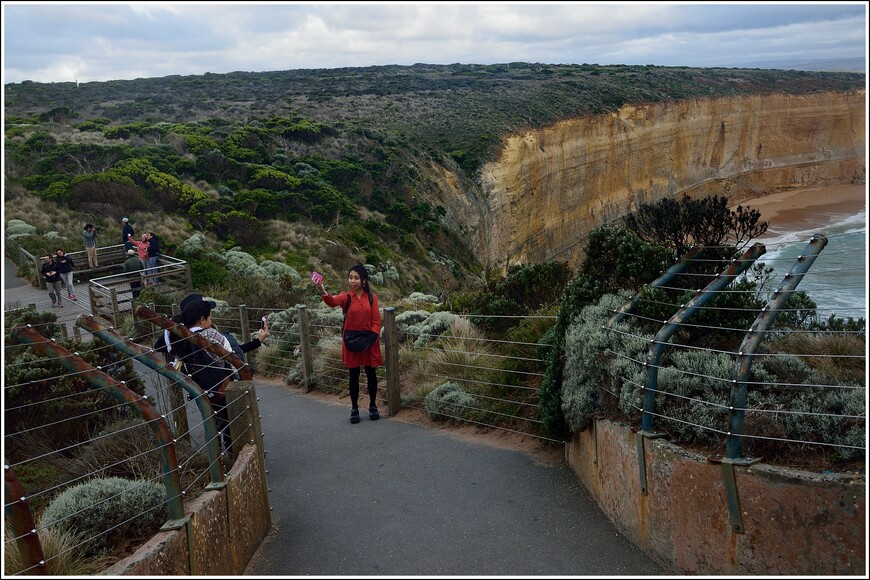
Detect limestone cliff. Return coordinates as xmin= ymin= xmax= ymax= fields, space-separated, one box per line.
xmin=465 ymin=91 xmax=865 ymax=269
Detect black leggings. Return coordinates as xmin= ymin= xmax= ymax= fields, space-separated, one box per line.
xmin=348 ymin=366 xmax=378 ymax=409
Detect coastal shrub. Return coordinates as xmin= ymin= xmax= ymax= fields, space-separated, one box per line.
xmin=409 ymin=292 xmax=440 ymax=304
xmin=40 ymin=477 xmax=167 ymax=557
xmin=424 ymin=382 xmax=476 ymax=421
xmin=260 ymin=260 xmax=301 ymax=282
xmin=180 ymin=232 xmax=209 ymax=256
xmin=561 ymin=292 xmax=866 ymax=462
xmin=4 ymin=328 xmax=147 ymax=458
xmin=6 ymin=219 xmax=37 ymax=236
xmin=188 ymin=256 xmax=227 ymax=287
xmin=398 ymin=310 xmax=459 ymax=348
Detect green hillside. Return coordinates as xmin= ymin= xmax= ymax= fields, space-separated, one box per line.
xmin=4 ymin=63 xmax=864 ymax=301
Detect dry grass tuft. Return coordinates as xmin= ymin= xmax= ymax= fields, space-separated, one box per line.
xmin=5 ymin=521 xmax=116 ymax=575
xmin=774 ymin=332 xmax=866 ymax=384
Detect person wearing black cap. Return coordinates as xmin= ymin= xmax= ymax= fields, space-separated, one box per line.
xmin=179 ymin=292 xmax=269 ymax=358
xmin=164 ymin=298 xmax=237 ymax=455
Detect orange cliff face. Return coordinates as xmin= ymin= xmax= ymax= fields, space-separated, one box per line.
xmin=463 ymin=90 xmax=866 ymax=269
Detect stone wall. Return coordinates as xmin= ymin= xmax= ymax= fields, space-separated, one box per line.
xmin=567 ymin=418 xmax=866 ymax=575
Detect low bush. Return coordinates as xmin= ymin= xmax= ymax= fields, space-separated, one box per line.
xmin=39 ymin=477 xmax=167 ymax=557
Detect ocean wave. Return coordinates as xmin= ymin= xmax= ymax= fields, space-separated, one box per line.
xmin=759 ymin=207 xmax=866 ymax=249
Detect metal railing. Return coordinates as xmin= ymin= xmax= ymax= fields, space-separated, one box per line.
xmin=88 ymin=256 xmax=191 ymax=326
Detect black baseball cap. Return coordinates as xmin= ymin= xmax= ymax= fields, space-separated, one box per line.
xmin=180 ymin=292 xmax=217 ymax=311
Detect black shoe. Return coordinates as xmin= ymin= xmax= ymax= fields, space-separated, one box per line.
xmin=369 ymin=405 xmax=380 ymax=421
xmin=350 ymin=408 xmax=360 ymax=424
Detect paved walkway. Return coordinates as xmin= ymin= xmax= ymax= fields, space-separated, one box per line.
xmin=245 ymin=384 xmax=665 ymax=576
xmin=4 ymin=256 xmax=666 ymax=576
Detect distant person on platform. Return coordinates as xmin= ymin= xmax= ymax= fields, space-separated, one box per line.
xmin=122 ymin=217 xmax=134 ymax=251
xmin=146 ymin=232 xmax=160 ymax=284
xmin=123 ymin=248 xmax=143 ymax=300
xmin=54 ymin=248 xmax=76 ymax=300
xmin=83 ymin=223 xmax=98 ymax=268
xmin=128 ymin=232 xmax=150 ymax=269
xmin=41 ymin=255 xmax=64 ymax=308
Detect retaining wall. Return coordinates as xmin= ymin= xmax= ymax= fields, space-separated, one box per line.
xmin=567 ymin=418 xmax=866 ymax=575
xmin=101 ymin=443 xmax=271 ymax=575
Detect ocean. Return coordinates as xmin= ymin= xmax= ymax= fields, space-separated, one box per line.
xmin=756 ymin=207 xmax=867 ymax=320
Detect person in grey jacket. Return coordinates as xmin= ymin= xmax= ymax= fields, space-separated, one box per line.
xmin=83 ymin=223 xmax=98 ymax=268
xmin=123 ymin=249 xmax=143 ymax=299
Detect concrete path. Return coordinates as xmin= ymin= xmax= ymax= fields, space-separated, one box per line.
xmin=245 ymin=384 xmax=666 ymax=576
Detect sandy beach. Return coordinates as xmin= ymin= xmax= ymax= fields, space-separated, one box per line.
xmin=736 ymin=184 xmax=867 ymax=238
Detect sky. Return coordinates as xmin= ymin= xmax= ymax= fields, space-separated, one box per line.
xmin=1 ymin=1 xmax=867 ymax=84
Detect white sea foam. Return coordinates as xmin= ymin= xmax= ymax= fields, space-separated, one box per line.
xmin=756 ymin=208 xmax=866 ymax=317
xmin=760 ymin=207 xmax=866 ymax=250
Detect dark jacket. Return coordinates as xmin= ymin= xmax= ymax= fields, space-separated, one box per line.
xmin=55 ymin=254 xmax=74 ymax=274
xmin=122 ymin=223 xmax=134 ymax=247
xmin=41 ymin=261 xmax=60 ymax=283
xmin=147 ymin=235 xmax=160 ymax=257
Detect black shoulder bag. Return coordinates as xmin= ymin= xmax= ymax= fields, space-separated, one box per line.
xmin=342 ymin=292 xmax=378 ymax=352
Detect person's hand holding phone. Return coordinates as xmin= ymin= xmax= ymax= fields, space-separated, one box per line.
xmin=258 ymin=315 xmax=269 ymax=342
xmin=311 ymin=271 xmax=326 ymax=295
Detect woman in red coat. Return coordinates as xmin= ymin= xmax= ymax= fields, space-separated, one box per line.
xmin=314 ymin=264 xmax=383 ymax=424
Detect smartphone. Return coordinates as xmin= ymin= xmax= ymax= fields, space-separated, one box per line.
xmin=261 ymin=315 xmax=268 ymax=328
xmin=310 ymin=271 xmax=323 ymax=285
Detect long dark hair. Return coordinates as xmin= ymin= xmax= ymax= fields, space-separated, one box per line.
xmin=349 ymin=264 xmax=371 ymax=295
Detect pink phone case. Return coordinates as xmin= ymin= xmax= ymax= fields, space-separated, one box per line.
xmin=311 ymin=271 xmax=323 ymax=284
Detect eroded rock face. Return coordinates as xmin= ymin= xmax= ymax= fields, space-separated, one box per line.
xmin=472 ymin=91 xmax=865 ymax=268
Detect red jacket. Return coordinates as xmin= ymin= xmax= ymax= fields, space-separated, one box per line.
xmin=129 ymin=238 xmax=149 ymax=262
xmin=322 ymin=290 xmax=383 ymax=368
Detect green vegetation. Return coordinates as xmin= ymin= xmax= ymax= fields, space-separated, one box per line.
xmin=4 ymin=63 xmax=864 ymax=468
xmin=39 ymin=477 xmax=167 ymax=556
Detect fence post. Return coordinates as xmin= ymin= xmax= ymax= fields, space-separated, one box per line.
xmin=110 ymin=287 xmax=120 ymax=327
xmin=33 ymin=253 xmax=46 ymax=289
xmin=238 ymin=304 xmax=250 ymax=363
xmin=297 ymin=305 xmax=314 ymax=392
xmin=383 ymin=307 xmax=400 ymax=417
xmin=183 ymin=260 xmax=192 ymax=292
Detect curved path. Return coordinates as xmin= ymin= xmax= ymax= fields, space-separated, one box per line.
xmin=245 ymin=384 xmax=666 ymax=576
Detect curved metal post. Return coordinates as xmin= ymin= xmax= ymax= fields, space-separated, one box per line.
xmin=4 ymin=467 xmax=48 ymax=575
xmin=608 ymin=246 xmax=705 ymax=328
xmin=726 ymin=234 xmax=828 ymax=460
xmin=641 ymin=243 xmax=766 ymax=432
xmin=9 ymin=325 xmax=186 ymax=524
xmin=75 ymin=314 xmax=225 ymax=485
